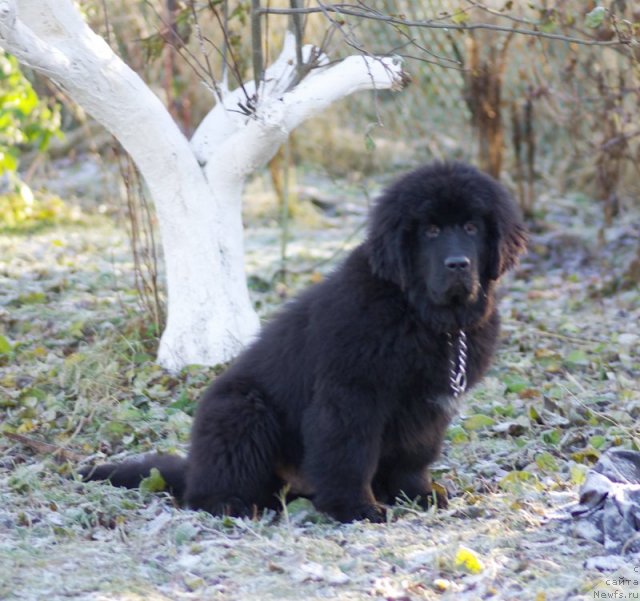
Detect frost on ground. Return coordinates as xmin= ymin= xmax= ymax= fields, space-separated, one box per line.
xmin=0 ymin=178 xmax=639 ymax=600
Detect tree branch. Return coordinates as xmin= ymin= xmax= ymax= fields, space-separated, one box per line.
xmin=191 ymin=31 xmax=330 ymax=165
xmin=0 ymin=0 xmax=210 ymax=249
xmin=206 ymin=52 xmax=407 ymax=184
xmin=0 ymin=1 xmax=73 ymax=77
xmin=251 ymin=0 xmax=264 ymax=94
xmin=256 ymin=4 xmax=632 ymax=47
xmin=290 ymin=0 xmax=305 ymax=70
xmin=281 ymin=54 xmax=408 ymax=131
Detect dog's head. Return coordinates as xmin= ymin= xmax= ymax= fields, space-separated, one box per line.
xmin=367 ymin=162 xmax=528 ymax=328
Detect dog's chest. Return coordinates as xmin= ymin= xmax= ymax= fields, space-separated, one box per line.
xmin=380 ymin=331 xmax=486 ymax=455
xmin=382 ymin=390 xmax=456 ymax=457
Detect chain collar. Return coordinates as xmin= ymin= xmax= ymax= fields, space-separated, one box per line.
xmin=447 ymin=330 xmax=468 ymax=398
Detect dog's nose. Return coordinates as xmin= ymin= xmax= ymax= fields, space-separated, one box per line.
xmin=445 ymin=256 xmax=471 ymax=271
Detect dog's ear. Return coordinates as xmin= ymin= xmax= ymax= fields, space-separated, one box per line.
xmin=367 ymin=192 xmax=413 ymax=289
xmin=485 ymin=187 xmax=528 ymax=281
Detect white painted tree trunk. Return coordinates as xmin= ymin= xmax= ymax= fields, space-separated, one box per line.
xmin=0 ymin=0 xmax=408 ymax=371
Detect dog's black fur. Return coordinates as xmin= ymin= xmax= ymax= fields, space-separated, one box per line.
xmin=81 ymin=162 xmax=527 ymax=523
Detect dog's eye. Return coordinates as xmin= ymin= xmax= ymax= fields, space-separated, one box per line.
xmin=464 ymin=222 xmax=478 ymax=235
xmin=426 ymin=225 xmax=440 ymax=238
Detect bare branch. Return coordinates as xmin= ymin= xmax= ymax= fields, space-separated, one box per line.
xmin=251 ymin=0 xmax=264 ymax=95
xmin=188 ymin=0 xmax=223 ymax=103
xmin=143 ymin=0 xmax=220 ymax=98
xmin=5 ymin=432 xmax=85 ymax=463
xmin=290 ymin=0 xmax=305 ymax=80
xmin=256 ymin=4 xmax=633 ymax=47
xmin=99 ymin=0 xmax=112 ymax=44
xmin=464 ymin=0 xmax=543 ymax=28
xmin=209 ymin=1 xmax=251 ymax=100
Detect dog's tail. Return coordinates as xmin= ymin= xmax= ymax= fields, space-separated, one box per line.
xmin=79 ymin=453 xmax=187 ymax=501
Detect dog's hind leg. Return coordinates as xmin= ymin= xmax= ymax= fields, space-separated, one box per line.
xmin=184 ymin=390 xmax=283 ymax=517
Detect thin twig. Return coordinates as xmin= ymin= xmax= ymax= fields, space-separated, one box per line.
xmin=210 ymin=1 xmax=252 ymax=101
xmin=188 ymin=0 xmax=223 ymax=103
xmin=279 ymin=140 xmax=291 ymax=283
xmin=531 ymin=328 xmax=606 ymax=346
xmin=464 ymin=0 xmax=547 ymax=28
xmin=256 ymin=4 xmax=632 ymax=47
xmin=143 ymin=0 xmax=214 ymax=88
xmin=100 ymin=0 xmax=112 ymax=44
xmin=361 ymin=1 xmax=462 ymax=65
xmin=251 ymin=0 xmax=264 ymax=96
xmin=290 ymin=0 xmax=304 ymax=73
xmin=4 ymin=432 xmax=85 ymax=462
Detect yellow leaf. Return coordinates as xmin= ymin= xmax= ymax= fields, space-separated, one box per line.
xmin=433 ymin=578 xmax=450 ymax=591
xmin=1 ymin=374 xmax=16 ymax=387
xmin=454 ymin=545 xmax=484 ymax=574
xmin=451 ymin=11 xmax=470 ymax=24
xmin=17 ymin=419 xmax=36 ymax=433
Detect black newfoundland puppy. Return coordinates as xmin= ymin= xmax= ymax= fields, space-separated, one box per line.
xmin=83 ymin=162 xmax=527 ymax=523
